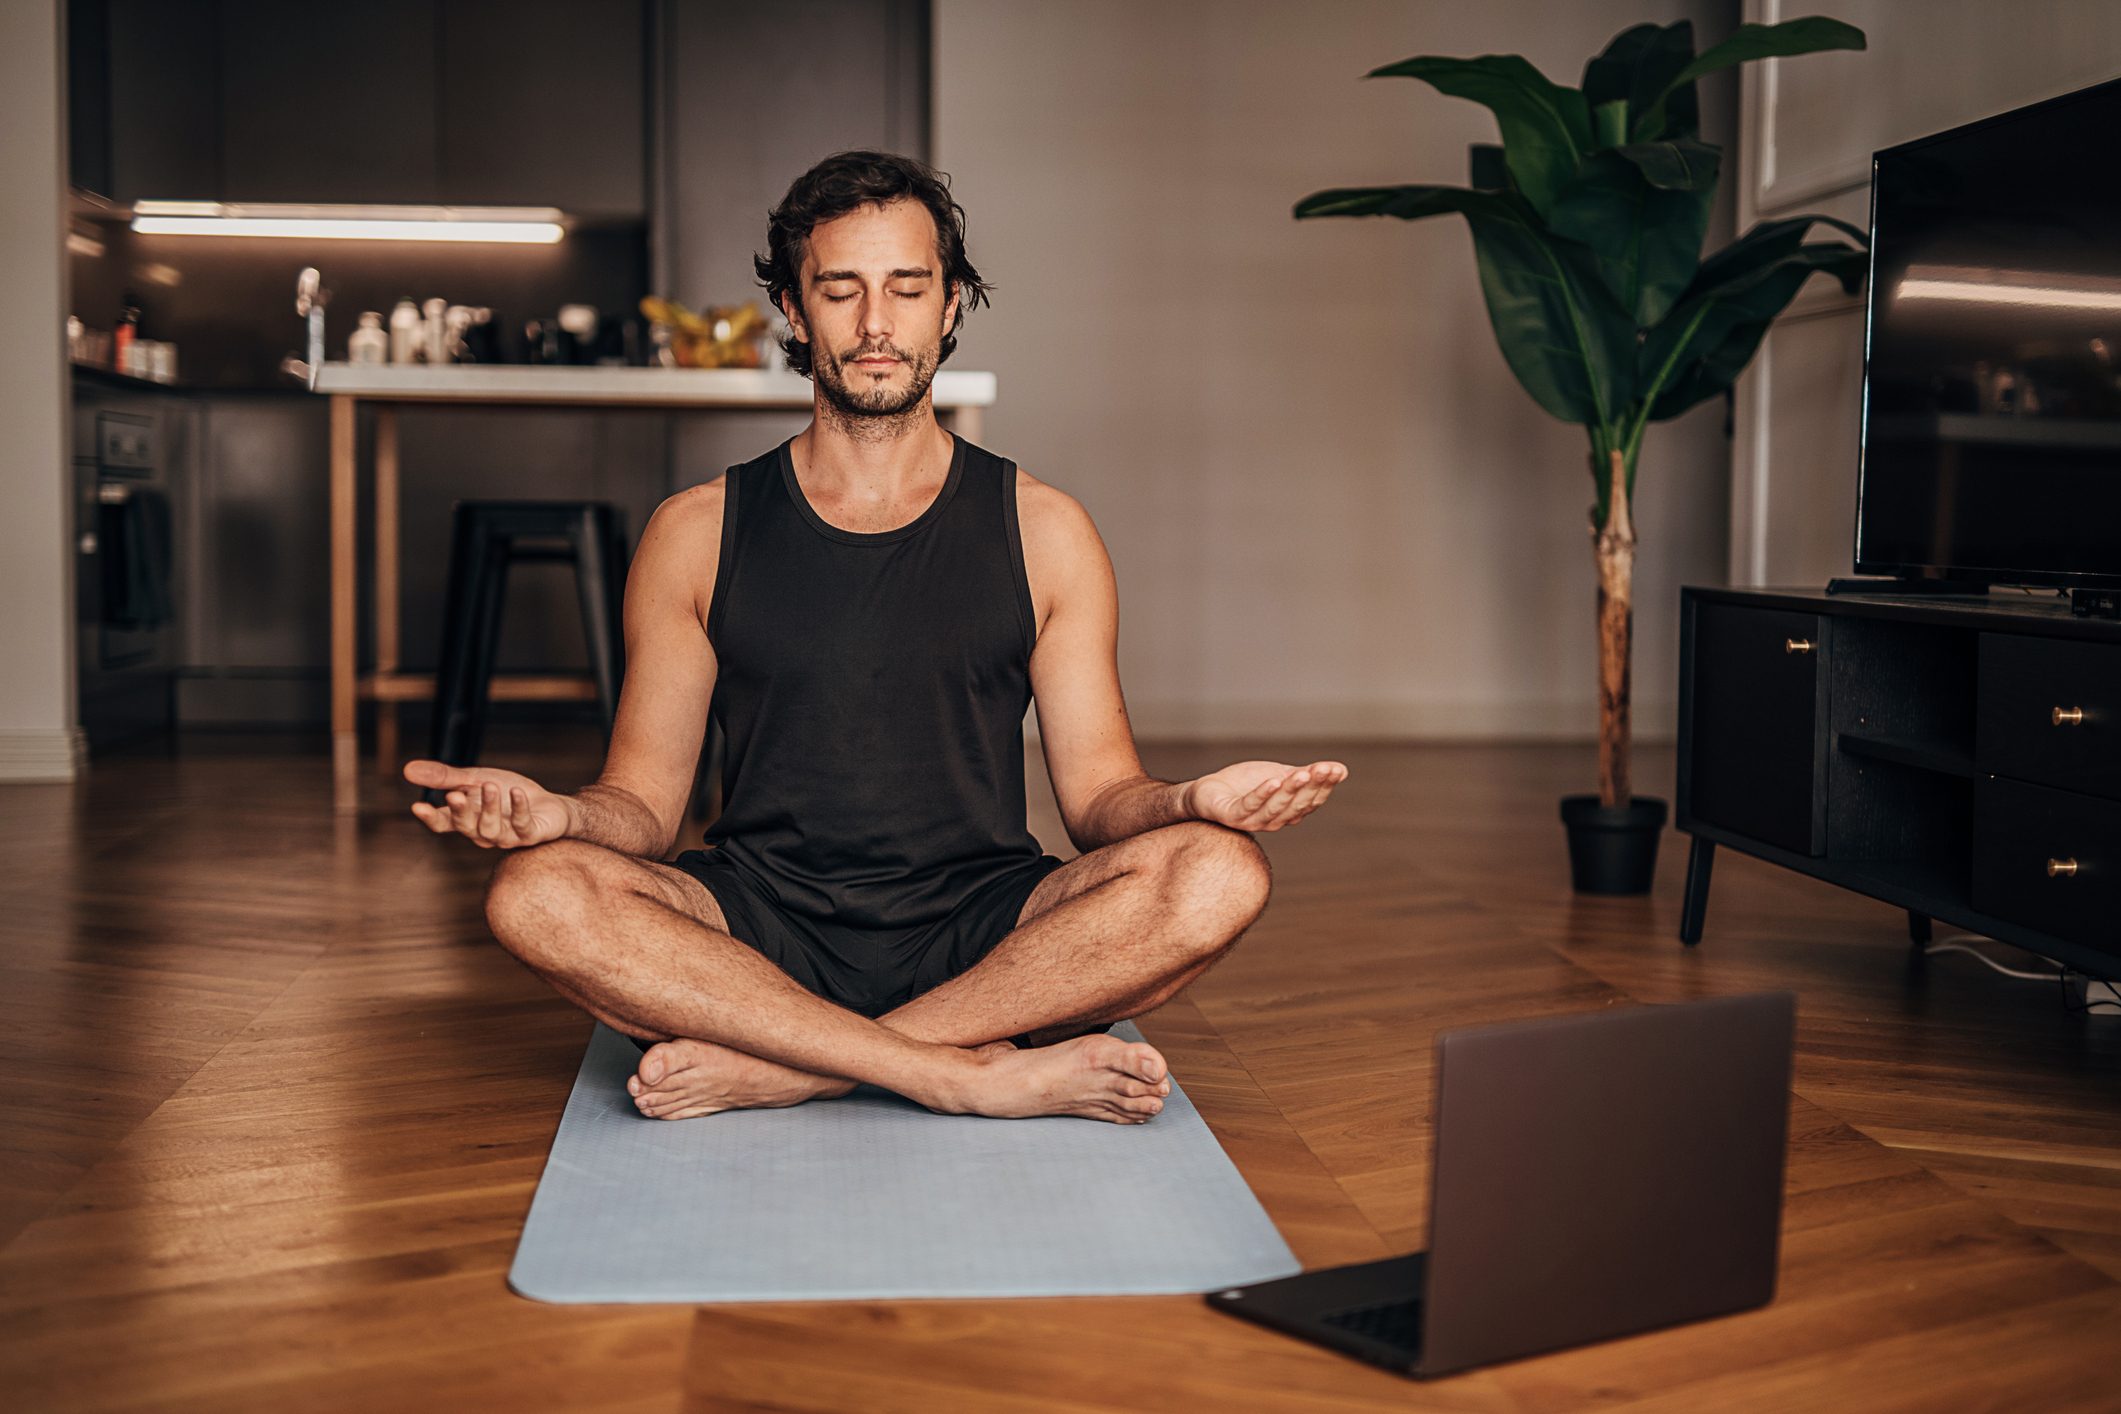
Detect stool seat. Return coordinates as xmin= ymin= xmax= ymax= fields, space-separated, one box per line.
xmin=423 ymin=500 xmax=628 ymax=805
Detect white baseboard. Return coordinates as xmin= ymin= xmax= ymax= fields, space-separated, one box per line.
xmin=1025 ymin=699 xmax=1677 ymax=746
xmin=0 ymin=727 xmax=89 ymax=782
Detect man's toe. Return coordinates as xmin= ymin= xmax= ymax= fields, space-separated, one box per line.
xmin=637 ymin=1038 xmax=699 ymax=1087
xmin=1124 ymin=1043 xmax=1165 ymax=1083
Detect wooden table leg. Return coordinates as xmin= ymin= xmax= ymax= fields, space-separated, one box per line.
xmin=330 ymin=394 xmax=359 ymax=812
xmin=373 ymin=408 xmax=400 ymax=777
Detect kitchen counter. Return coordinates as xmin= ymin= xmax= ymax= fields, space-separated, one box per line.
xmin=316 ymin=359 xmax=998 ymax=810
xmin=312 ymin=362 xmax=997 ymax=409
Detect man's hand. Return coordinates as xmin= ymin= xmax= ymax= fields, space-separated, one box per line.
xmin=1186 ymin=759 xmax=1349 ymax=832
xmin=403 ymin=759 xmax=573 ymax=849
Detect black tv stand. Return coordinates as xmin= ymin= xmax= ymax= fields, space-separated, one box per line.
xmin=2070 ymin=589 xmax=2121 ymax=620
xmin=1826 ymin=575 xmax=1990 ymax=597
xmin=1677 ymin=585 xmax=2121 ymax=983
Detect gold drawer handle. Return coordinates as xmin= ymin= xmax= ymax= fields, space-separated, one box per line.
xmin=2052 ymin=706 xmax=2084 ymax=726
xmin=2047 ymin=857 xmax=2079 ymax=878
xmin=1785 ymin=638 xmax=1814 ymax=655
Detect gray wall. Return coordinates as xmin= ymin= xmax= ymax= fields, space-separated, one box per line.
xmin=1731 ymin=0 xmax=2121 ymax=587
xmin=654 ymin=0 xmax=930 ymax=490
xmin=0 ymin=0 xmax=81 ymax=780
xmin=934 ymin=0 xmax=1742 ymax=743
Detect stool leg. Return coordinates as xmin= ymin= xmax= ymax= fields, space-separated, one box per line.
xmin=606 ymin=513 xmax=629 ymax=686
xmin=570 ymin=508 xmax=623 ymax=736
xmin=461 ymin=545 xmax=511 ymax=770
xmin=426 ymin=511 xmax=499 ymax=803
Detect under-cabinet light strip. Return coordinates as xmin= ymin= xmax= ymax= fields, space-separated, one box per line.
xmin=131 ymin=215 xmax=565 ymax=244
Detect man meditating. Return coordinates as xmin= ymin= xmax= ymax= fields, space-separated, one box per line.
xmin=404 ymin=150 xmax=1348 ymax=1124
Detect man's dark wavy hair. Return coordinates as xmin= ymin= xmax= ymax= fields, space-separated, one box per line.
xmin=754 ymin=149 xmax=991 ymax=378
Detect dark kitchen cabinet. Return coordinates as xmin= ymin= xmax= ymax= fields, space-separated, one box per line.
xmin=69 ymin=0 xmax=222 ymax=202
xmin=219 ymin=0 xmax=440 ymax=204
xmin=70 ymin=0 xmax=646 ymax=215
xmin=438 ymin=0 xmax=647 ymax=215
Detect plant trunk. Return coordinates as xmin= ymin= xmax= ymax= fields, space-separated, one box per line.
xmin=1593 ymin=447 xmax=1635 ymax=808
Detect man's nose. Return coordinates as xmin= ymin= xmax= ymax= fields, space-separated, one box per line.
xmin=858 ymin=293 xmax=892 ymax=341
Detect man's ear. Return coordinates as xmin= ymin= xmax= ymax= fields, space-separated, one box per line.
xmin=778 ymin=289 xmax=809 ymax=344
xmin=942 ymin=280 xmax=961 ymax=337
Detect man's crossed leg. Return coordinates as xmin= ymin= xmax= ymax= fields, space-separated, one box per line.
xmin=481 ymin=820 xmax=1271 ymax=1124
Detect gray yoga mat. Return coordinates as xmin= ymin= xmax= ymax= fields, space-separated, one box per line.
xmin=508 ymin=1019 xmax=1302 ymax=1302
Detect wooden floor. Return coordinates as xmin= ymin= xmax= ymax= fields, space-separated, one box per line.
xmin=2 ymin=726 xmax=2118 ymax=1412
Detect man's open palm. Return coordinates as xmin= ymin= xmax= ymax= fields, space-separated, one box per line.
xmin=404 ymin=759 xmax=572 ymax=848
xmin=1190 ymin=759 xmax=1348 ymax=832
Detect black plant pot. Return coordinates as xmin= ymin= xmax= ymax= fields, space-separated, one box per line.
xmin=1560 ymin=794 xmax=1668 ymax=895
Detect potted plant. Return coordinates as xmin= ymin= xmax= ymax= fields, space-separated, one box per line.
xmin=1296 ymin=16 xmax=1872 ymax=893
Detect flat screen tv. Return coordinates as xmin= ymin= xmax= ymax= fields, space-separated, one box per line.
xmin=1855 ymin=74 xmax=2121 ymax=591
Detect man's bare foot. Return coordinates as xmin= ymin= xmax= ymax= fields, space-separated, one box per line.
xmin=946 ymin=1032 xmax=1174 ymax=1123
xmin=628 ymin=1036 xmax=1021 ymax=1121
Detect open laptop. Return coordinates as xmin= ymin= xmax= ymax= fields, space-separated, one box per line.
xmin=1205 ymin=990 xmax=1797 ymax=1378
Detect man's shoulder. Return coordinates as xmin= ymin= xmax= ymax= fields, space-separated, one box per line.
xmin=651 ymin=476 xmax=728 ymax=533
xmin=1012 ymin=466 xmax=1097 ymax=551
xmin=638 ymin=479 xmax=728 ymax=584
xmin=1010 ymin=468 xmax=1109 ymax=641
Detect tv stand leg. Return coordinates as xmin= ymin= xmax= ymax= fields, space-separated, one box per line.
xmin=1907 ymin=910 xmax=1932 ymax=946
xmin=1680 ymin=836 xmax=1715 ymax=946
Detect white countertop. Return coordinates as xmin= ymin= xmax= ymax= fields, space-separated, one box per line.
xmin=311 ymin=363 xmax=996 ymax=407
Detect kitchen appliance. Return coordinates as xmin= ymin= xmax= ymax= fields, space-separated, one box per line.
xmin=73 ymin=387 xmax=181 ymax=748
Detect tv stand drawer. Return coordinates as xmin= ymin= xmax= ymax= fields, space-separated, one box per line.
xmin=1972 ymin=776 xmax=2118 ymax=948
xmin=1976 ymin=635 xmax=2121 ymax=801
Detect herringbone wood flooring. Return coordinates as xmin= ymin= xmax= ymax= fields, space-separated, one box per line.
xmin=1 ymin=725 xmax=2116 ymax=1411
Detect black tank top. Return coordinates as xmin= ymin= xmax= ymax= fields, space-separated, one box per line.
xmin=701 ymin=431 xmax=1046 ymax=930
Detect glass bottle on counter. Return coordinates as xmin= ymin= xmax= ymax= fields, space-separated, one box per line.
xmin=113 ymin=293 xmax=141 ymax=374
xmin=422 ymin=297 xmax=449 ymax=364
xmin=348 ymin=311 xmax=388 ymax=365
xmin=389 ymin=298 xmax=422 ymax=364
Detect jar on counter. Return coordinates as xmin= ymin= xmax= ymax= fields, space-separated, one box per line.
xmin=423 ymin=297 xmax=449 ymax=365
xmin=349 ymin=311 xmax=388 ymax=365
xmin=389 ymin=298 xmax=422 ymax=364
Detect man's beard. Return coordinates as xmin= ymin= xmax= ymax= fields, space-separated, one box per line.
xmin=813 ymin=337 xmax=940 ymax=424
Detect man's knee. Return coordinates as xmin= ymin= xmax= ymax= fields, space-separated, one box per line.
xmin=484 ymin=838 xmax=615 ymax=965
xmin=1153 ymin=820 xmax=1272 ymax=951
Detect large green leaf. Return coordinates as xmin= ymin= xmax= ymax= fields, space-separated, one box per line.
xmin=1581 ymin=20 xmax=1700 ymax=142
xmin=1687 ymin=210 xmax=1867 ymax=291
xmin=1467 ymin=208 xmax=1637 ymax=424
xmin=1610 ymin=139 xmax=1718 ymax=190
xmin=1636 ymin=17 xmax=1865 ymax=140
xmin=1366 ymin=55 xmax=1592 ymax=215
xmin=1638 ymin=232 xmax=1868 ymax=422
xmin=1468 ymin=143 xmax=1512 ymax=192
xmin=1292 ymin=183 xmax=1634 ymax=424
xmin=1293 ymin=184 xmax=1508 ymax=221
xmin=1545 ymin=140 xmax=1718 ymax=326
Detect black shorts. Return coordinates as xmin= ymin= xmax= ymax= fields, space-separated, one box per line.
xmin=663 ymin=847 xmax=1069 ymax=1023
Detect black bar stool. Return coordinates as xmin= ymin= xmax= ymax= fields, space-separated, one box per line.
xmin=422 ymin=500 xmax=628 ymax=805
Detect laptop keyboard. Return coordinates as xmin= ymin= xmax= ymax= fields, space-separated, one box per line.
xmin=1321 ymin=1298 xmax=1423 ymax=1353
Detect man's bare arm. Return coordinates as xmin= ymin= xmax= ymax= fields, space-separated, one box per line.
xmin=561 ymin=780 xmax=674 ymax=857
xmin=1020 ymin=479 xmax=1347 ymax=850
xmin=407 ymin=483 xmax=724 ymax=856
xmin=569 ymin=484 xmax=724 ymax=858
